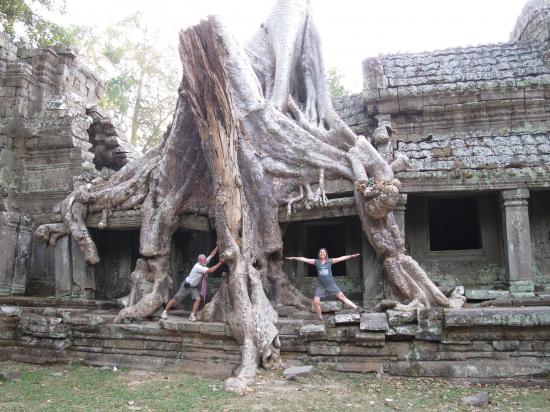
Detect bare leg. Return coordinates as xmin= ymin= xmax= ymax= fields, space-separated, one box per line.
xmin=312 ymin=296 xmax=322 ymax=319
xmin=336 ymin=292 xmax=357 ymax=310
xmin=191 ymin=297 xmax=201 ymax=314
xmin=164 ymin=298 xmax=178 ymax=313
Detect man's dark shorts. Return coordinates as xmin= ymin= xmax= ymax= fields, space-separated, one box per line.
xmin=174 ymin=281 xmax=200 ymax=302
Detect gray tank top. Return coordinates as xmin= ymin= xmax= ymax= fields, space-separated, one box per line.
xmin=314 ymin=259 xmax=334 ymax=287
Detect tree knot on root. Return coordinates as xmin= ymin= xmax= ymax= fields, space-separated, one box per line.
xmin=356 ymin=178 xmax=402 ymax=219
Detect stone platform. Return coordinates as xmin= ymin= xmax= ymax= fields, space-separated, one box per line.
xmin=2 ymin=299 xmax=550 ymax=379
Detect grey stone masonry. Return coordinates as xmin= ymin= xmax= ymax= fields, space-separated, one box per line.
xmin=500 ymin=189 xmax=535 ymax=297
xmin=353 ymin=0 xmax=550 ymax=194
xmin=367 ymin=41 xmax=549 ymax=98
xmin=0 ymin=32 xmax=138 ymax=297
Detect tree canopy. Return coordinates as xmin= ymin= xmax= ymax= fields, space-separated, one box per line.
xmin=0 ymin=0 xmax=78 ymax=47
xmin=77 ymin=13 xmax=180 ymax=151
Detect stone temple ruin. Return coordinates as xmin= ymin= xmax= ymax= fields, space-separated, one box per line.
xmin=1 ymin=0 xmax=550 ymax=381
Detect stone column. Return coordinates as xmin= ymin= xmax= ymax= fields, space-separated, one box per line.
xmin=0 ymin=212 xmax=19 ymax=295
xmin=500 ymin=189 xmax=534 ymax=297
xmin=393 ymin=193 xmax=408 ymax=237
xmin=11 ymin=218 xmax=33 ymax=295
xmin=71 ymin=238 xmax=95 ymax=299
xmin=55 ymin=235 xmax=73 ymax=297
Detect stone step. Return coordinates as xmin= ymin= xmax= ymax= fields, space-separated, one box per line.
xmin=465 ymin=289 xmax=511 ymax=301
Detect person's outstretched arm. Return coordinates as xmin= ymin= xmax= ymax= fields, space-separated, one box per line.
xmin=206 ymin=246 xmax=218 ymax=264
xmin=285 ymin=256 xmax=315 ymax=265
xmin=206 ymin=259 xmax=225 ymax=273
xmin=331 ymin=253 xmax=360 ymax=264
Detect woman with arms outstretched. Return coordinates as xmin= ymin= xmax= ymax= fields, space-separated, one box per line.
xmin=286 ymin=248 xmax=363 ymax=321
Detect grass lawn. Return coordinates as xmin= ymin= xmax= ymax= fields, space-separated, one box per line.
xmin=1 ymin=361 xmax=549 ymax=411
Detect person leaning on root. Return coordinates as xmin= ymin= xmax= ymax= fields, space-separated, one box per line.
xmin=286 ymin=248 xmax=363 ymax=321
xmin=161 ymin=246 xmax=224 ymax=322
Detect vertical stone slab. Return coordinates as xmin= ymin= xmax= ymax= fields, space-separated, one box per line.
xmin=393 ymin=194 xmax=408 ymax=237
xmin=71 ymin=237 xmax=95 ymax=299
xmin=11 ymin=216 xmax=32 ymax=295
xmin=500 ymin=189 xmax=534 ymax=297
xmin=0 ymin=212 xmax=19 ymax=295
xmin=362 ymin=233 xmax=384 ymax=308
xmin=55 ymin=235 xmax=72 ymax=297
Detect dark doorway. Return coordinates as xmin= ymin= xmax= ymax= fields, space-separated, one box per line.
xmin=306 ymin=223 xmax=346 ymax=276
xmin=428 ymin=197 xmax=481 ymax=251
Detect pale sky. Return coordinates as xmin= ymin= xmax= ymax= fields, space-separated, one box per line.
xmin=56 ymin=0 xmax=529 ymax=91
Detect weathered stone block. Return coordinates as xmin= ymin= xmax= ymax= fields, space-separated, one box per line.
xmin=326 ymin=326 xmax=357 ymax=340
xmin=276 ymin=319 xmax=305 ymax=335
xmin=334 ymin=313 xmax=360 ymax=324
xmin=283 ymin=365 xmax=314 ymax=378
xmin=360 ymin=313 xmax=389 ymax=331
xmin=299 ymin=323 xmax=325 ymax=337
xmin=308 ymin=343 xmax=340 ymax=355
xmin=492 ymin=340 xmax=520 ymax=352
xmin=387 ymin=310 xmax=417 ymax=326
xmin=386 ymin=325 xmax=417 ymax=339
xmin=355 ymin=332 xmax=385 ymax=347
xmin=320 ymin=301 xmax=342 ymax=313
xmin=444 ymin=307 xmax=550 ymax=327
xmin=465 ymin=290 xmax=511 ymax=301
xmin=417 ymin=309 xmax=443 ymax=341
xmin=334 ymin=361 xmax=383 ymax=374
xmin=199 ymin=322 xmax=226 ymax=336
xmin=0 ymin=306 xmax=21 ymax=317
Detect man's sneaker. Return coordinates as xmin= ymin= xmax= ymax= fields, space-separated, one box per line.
xmin=189 ymin=313 xmax=197 ymax=322
xmin=160 ymin=310 xmax=168 ymax=320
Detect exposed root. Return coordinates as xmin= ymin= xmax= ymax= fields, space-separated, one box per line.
xmin=114 ymin=270 xmax=171 ymax=323
xmin=35 ymin=223 xmax=68 ymax=246
xmin=355 ymin=179 xmax=401 ymax=219
xmin=287 ymin=185 xmax=304 ymax=216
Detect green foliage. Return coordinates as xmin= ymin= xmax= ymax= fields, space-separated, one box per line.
xmin=78 ymin=12 xmax=180 ymax=151
xmin=0 ymin=0 xmax=77 ymax=47
xmin=327 ymin=67 xmax=348 ymax=97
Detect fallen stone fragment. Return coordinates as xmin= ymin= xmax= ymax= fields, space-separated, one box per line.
xmin=283 ymin=365 xmax=314 ymax=379
xmin=360 ymin=313 xmax=389 ymax=331
xmin=462 ymin=391 xmax=489 ymax=407
xmin=334 ymin=313 xmax=360 ymax=324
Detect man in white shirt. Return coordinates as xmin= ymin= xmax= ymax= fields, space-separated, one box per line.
xmin=161 ymin=246 xmax=224 ymax=321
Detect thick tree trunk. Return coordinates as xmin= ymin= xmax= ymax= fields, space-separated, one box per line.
xmin=36 ymin=0 xmax=464 ymax=393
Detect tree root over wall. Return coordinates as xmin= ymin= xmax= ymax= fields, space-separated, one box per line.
xmin=36 ymin=0 xmax=464 ymax=394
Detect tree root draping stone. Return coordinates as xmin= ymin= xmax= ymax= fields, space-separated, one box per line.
xmin=35 ymin=0 xmax=463 ymax=392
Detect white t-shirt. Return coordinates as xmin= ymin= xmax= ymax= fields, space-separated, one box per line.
xmin=185 ymin=256 xmax=212 ymax=287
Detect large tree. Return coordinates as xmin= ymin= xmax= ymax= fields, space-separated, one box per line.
xmin=78 ymin=13 xmax=180 ymax=151
xmin=0 ymin=0 xmax=78 ymax=47
xmin=37 ymin=0 xmax=464 ymax=393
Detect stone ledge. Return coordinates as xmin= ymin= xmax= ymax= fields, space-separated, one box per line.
xmin=4 ymin=305 xmax=550 ymax=379
xmin=444 ymin=307 xmax=550 ymax=327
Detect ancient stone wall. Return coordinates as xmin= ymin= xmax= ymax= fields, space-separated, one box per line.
xmin=330 ymin=0 xmax=550 ymax=294
xmin=0 ymin=32 xmax=136 ymax=297
xmin=2 ymin=301 xmax=550 ymax=379
xmin=530 ymin=191 xmax=550 ymax=291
